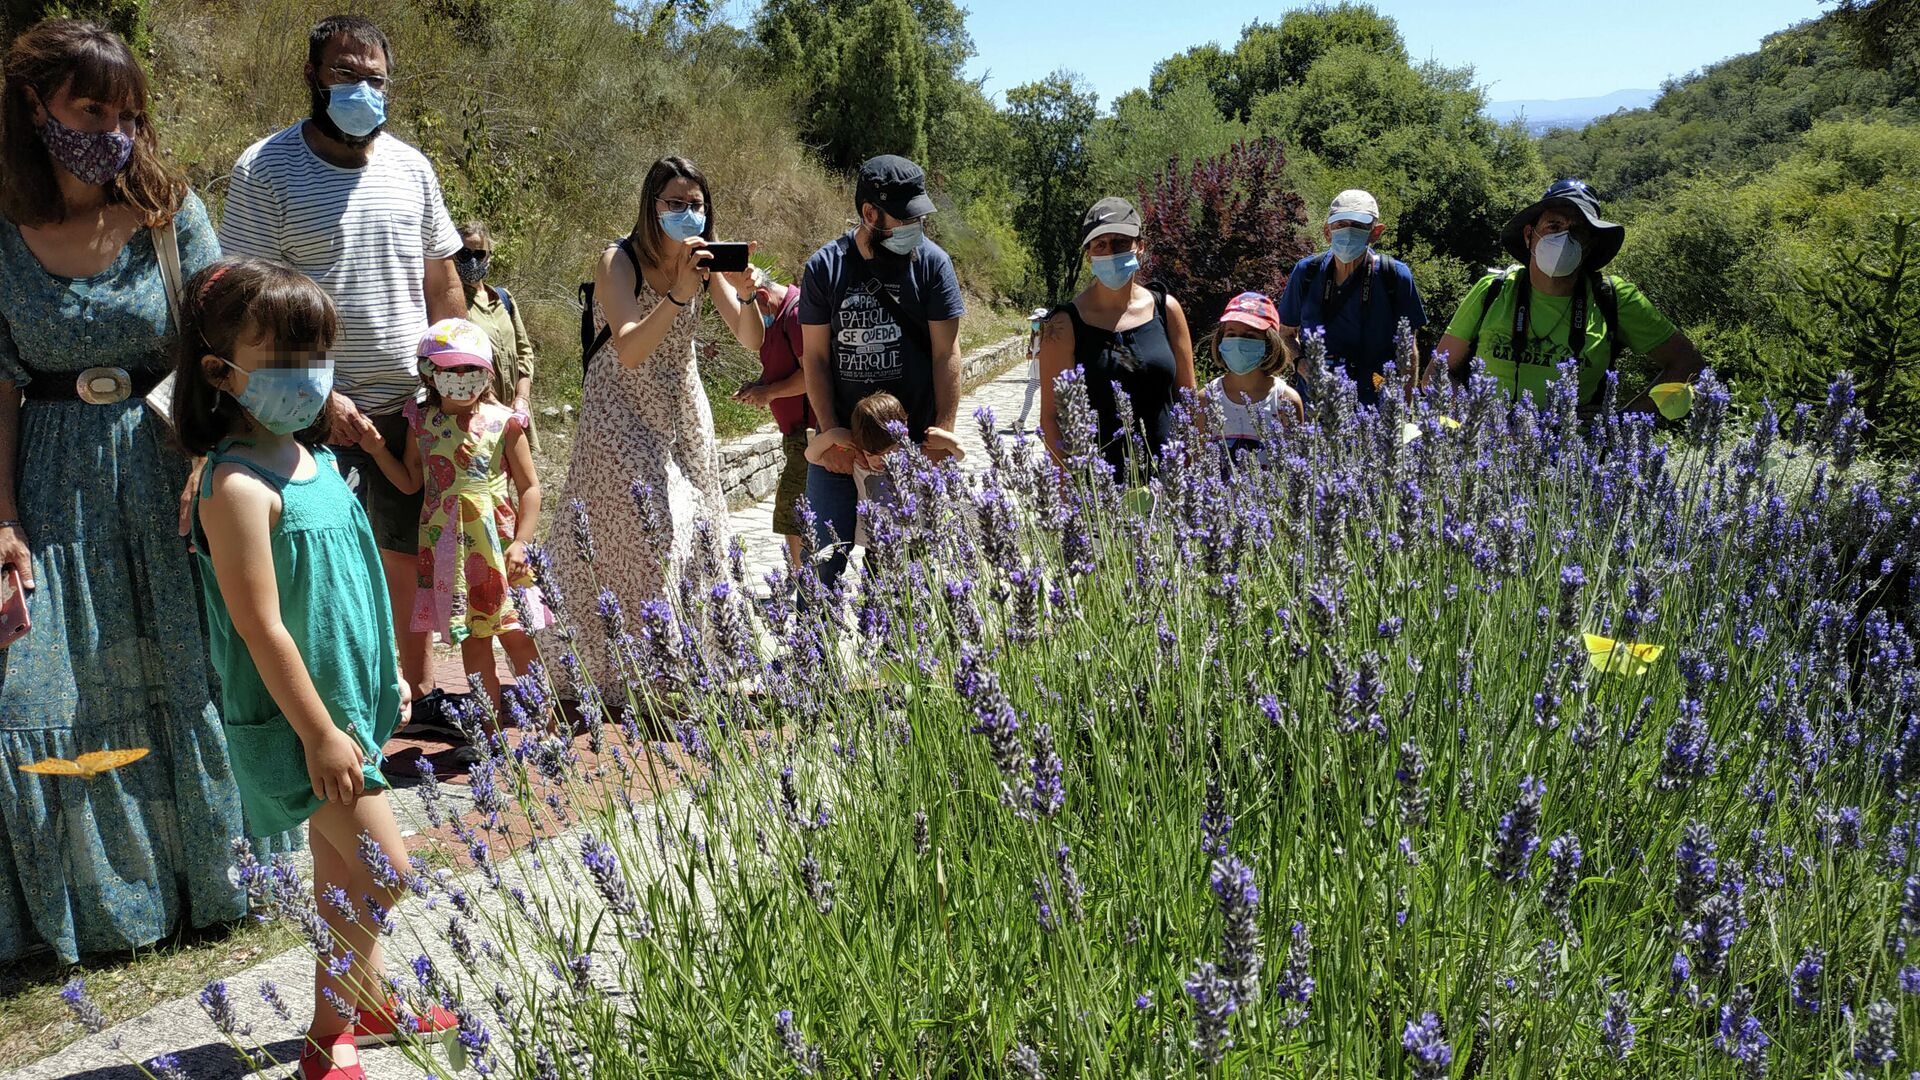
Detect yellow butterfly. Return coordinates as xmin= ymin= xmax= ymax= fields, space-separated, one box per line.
xmin=1583 ymin=634 xmax=1665 ymax=676
xmin=18 ymin=748 xmax=150 ymax=778
xmin=1401 ymin=417 xmax=1463 ymax=445
xmin=1649 ymin=382 xmax=1693 ymax=420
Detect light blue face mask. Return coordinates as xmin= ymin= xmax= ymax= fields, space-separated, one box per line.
xmin=1090 ymin=251 xmax=1140 ymax=291
xmin=1219 ymin=337 xmax=1268 ymax=375
xmin=224 ymin=361 xmax=334 ymax=435
xmin=659 ymin=209 xmax=707 ymax=243
xmin=326 ymin=82 xmax=386 ymax=139
xmin=880 ymin=221 xmax=925 ymax=255
xmin=1328 ymin=226 xmax=1370 ymax=263
xmin=762 ymin=312 xmax=776 ymax=329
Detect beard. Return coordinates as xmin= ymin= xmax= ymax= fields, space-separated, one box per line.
xmin=308 ymin=81 xmax=383 ymax=148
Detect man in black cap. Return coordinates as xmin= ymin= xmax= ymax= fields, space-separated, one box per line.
xmin=1427 ymin=179 xmax=1701 ymax=412
xmin=798 ymin=153 xmax=965 ymax=581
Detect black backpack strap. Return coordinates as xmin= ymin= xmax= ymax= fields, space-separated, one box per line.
xmin=1593 ymin=273 xmax=1621 ymax=364
xmin=581 ymin=237 xmax=644 ymax=374
xmin=1465 ymin=270 xmax=1513 ymax=363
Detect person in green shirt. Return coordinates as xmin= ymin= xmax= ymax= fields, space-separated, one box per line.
xmin=1426 ymin=179 xmax=1702 ymax=412
xmin=454 ymin=220 xmax=538 ymax=448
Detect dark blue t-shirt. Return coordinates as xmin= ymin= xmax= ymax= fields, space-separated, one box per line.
xmin=799 ymin=230 xmax=966 ymax=438
xmin=1275 ymin=249 xmax=1426 ymax=405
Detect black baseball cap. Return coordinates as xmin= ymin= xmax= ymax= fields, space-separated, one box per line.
xmin=856 ymin=155 xmax=936 ymax=221
xmin=1080 ymin=196 xmax=1141 ymax=248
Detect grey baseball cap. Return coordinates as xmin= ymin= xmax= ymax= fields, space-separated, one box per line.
xmin=1079 ymin=197 xmax=1142 ymax=248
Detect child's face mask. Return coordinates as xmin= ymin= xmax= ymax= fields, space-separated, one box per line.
xmin=433 ymin=367 xmax=491 ymax=402
xmin=220 ymin=353 xmax=333 ymax=434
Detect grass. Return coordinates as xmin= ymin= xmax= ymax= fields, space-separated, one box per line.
xmin=0 ymin=918 xmax=298 ymax=1072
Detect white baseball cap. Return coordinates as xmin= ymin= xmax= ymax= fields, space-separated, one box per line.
xmin=1327 ymin=189 xmax=1380 ymax=225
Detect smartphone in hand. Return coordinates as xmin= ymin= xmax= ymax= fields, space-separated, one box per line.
xmin=0 ymin=566 xmax=30 ymax=650
xmin=702 ymin=242 xmax=751 ymax=273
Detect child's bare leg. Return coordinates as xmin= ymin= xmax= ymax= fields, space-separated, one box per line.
xmin=459 ymin=635 xmax=503 ymax=728
xmin=785 ymin=534 xmax=803 ymax=571
xmin=304 ymin=792 xmax=408 ymax=1062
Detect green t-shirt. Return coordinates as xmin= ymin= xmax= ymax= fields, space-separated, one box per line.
xmin=1442 ymin=272 xmax=1677 ymax=405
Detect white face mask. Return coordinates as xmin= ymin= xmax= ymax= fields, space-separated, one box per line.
xmin=1532 ymin=231 xmax=1584 ymax=278
xmin=434 ymin=369 xmax=491 ymax=402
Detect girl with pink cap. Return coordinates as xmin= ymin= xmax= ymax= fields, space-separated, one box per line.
xmin=1203 ymin=291 xmax=1303 ymax=460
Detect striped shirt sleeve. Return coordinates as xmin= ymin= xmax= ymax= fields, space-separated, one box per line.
xmin=215 ymin=143 xmax=283 ymax=261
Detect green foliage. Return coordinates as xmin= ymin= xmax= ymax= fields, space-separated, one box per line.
xmin=1148 ymin=3 xmax=1405 ymax=122
xmin=4 ymin=0 xmax=146 ymax=49
xmin=1086 ymin=82 xmax=1246 ymax=204
xmin=935 ymin=179 xmax=1029 ymax=302
xmin=1831 ymin=0 xmax=1920 ymax=68
xmin=1781 ymin=209 xmax=1920 ymax=450
xmin=1005 ymin=72 xmax=1097 ymax=302
xmin=1538 ymin=14 xmax=1920 ymax=204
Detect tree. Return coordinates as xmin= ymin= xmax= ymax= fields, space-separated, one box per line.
xmin=1788 ymin=210 xmax=1920 ymax=446
xmin=1830 ymin=0 xmax=1920 ymax=69
xmin=1138 ymin=137 xmax=1313 ymax=338
xmin=1089 ymin=82 xmax=1246 ymax=202
xmin=1006 ymin=72 xmax=1097 ymax=301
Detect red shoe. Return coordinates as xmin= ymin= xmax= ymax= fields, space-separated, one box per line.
xmin=299 ymin=1031 xmax=365 ymax=1080
xmin=353 ymin=996 xmax=460 ymax=1047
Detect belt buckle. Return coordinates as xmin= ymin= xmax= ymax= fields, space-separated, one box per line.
xmin=75 ymin=367 xmax=132 ymax=405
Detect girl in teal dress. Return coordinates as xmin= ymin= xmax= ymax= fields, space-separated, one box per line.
xmin=177 ymin=256 xmax=453 ymax=1080
xmin=0 ymin=18 xmax=300 ymax=964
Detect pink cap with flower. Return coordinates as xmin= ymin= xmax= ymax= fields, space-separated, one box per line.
xmin=1219 ymin=292 xmax=1280 ymax=332
xmin=417 ymin=318 xmax=495 ymax=371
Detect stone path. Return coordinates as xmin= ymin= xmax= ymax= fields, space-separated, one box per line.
xmin=4 ymin=350 xmax=1040 ymax=1080
xmin=723 ymin=352 xmax=1040 ymax=585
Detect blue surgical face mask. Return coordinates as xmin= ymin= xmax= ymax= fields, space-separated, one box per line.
xmin=1219 ymin=336 xmax=1268 ymax=375
xmin=1090 ymin=250 xmax=1140 ymax=291
xmin=1328 ymin=226 xmax=1371 ymax=263
xmin=325 ymin=81 xmax=386 ymax=139
xmin=1533 ymin=231 xmax=1584 ymax=278
xmin=659 ymin=209 xmax=707 ymax=243
xmin=224 ymin=360 xmax=334 ymax=435
xmin=761 ymin=312 xmax=776 ymax=329
xmin=880 ymin=221 xmax=925 ymax=255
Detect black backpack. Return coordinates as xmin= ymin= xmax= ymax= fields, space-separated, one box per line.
xmin=578 ymin=237 xmax=642 ymax=374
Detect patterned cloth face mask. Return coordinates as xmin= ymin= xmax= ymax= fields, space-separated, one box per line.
xmin=40 ymin=114 xmax=134 ymax=187
xmin=222 ymin=359 xmax=333 ymax=434
xmin=433 ymin=369 xmax=491 ymax=401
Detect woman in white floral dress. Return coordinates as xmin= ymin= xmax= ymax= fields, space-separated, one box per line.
xmin=553 ymin=156 xmax=762 ymax=695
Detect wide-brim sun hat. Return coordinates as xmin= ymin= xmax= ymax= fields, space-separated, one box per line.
xmin=418 ymin=318 xmax=495 ymax=371
xmin=1501 ymin=178 xmax=1626 ymax=271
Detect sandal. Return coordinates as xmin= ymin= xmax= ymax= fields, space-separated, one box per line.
xmin=299 ymin=1031 xmax=364 ymax=1080
xmin=353 ymin=995 xmax=460 ymax=1047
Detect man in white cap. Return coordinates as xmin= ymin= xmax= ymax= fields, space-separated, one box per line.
xmin=1274 ymin=189 xmax=1426 ymax=407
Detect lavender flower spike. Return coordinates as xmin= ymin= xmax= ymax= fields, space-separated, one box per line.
xmin=1489 ymin=776 xmax=1545 ymax=882
xmin=1403 ymin=1012 xmax=1453 ymax=1080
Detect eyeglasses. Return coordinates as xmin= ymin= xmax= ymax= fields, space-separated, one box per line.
xmin=326 ymin=66 xmax=390 ymax=91
xmin=659 ymin=197 xmax=706 ymax=214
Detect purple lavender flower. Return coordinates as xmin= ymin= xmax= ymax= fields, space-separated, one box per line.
xmin=1273 ymin=922 xmax=1314 ymax=1028
xmin=1005 ymin=1042 xmax=1045 ymax=1079
xmin=1031 ymin=875 xmax=1057 ymax=933
xmin=1542 ymin=832 xmax=1581 ymax=932
xmin=1402 ymin=1012 xmax=1453 ymax=1080
xmin=1600 ymin=991 xmax=1635 ymax=1061
xmin=799 ymin=853 xmax=835 ymax=915
xmin=913 ymin=810 xmax=931 ymax=856
xmin=258 ymin=979 xmax=292 ymax=1023
xmin=580 ymin=834 xmax=637 ymax=917
xmin=1675 ymin=821 xmax=1719 ymax=920
xmin=1184 ymin=962 xmax=1236 ymax=1066
xmin=1056 ymin=845 xmax=1086 ymax=924
xmin=1135 ymin=991 xmax=1154 ymax=1009
xmin=1854 ymin=999 xmax=1898 ymax=1067
xmin=1687 ymin=892 xmax=1741 ymax=979
xmin=1792 ymin=945 xmax=1826 ymax=1012
xmin=1901 ymin=966 xmax=1920 ymax=995
xmin=58 ymin=977 xmax=107 ymax=1033
xmin=1210 ymin=855 xmax=1262 ymax=1005
xmin=1669 ymin=950 xmax=1692 ymax=994
xmin=1029 ymin=723 xmax=1065 ymax=817
xmin=1488 ymin=776 xmax=1544 ymax=882
xmin=1714 ymin=986 xmax=1769 ymax=1079
xmin=1201 ymin=773 xmax=1233 ymax=859
xmin=1396 ymin=740 xmax=1429 ymax=828
xmin=145 ymin=1053 xmax=190 ymax=1080
xmin=196 ymin=979 xmax=249 ymax=1037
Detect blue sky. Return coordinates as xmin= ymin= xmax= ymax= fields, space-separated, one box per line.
xmin=949 ymin=0 xmax=1824 ymax=107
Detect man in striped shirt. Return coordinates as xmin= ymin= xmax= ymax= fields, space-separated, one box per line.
xmin=217 ymin=14 xmax=464 ymax=712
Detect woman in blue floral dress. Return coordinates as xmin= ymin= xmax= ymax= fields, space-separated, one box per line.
xmin=0 ymin=20 xmax=297 ymax=964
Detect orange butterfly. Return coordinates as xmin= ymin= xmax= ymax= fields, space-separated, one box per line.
xmin=18 ymin=748 xmax=150 ymax=778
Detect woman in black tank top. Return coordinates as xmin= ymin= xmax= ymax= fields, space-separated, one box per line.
xmin=1037 ymin=197 xmax=1197 ymax=479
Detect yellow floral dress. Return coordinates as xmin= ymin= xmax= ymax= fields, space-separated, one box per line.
xmin=407 ymin=400 xmax=548 ymax=642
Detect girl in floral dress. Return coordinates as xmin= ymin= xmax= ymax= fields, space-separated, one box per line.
xmin=360 ymin=319 xmax=545 ymax=737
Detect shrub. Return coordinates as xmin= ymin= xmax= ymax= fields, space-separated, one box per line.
xmin=1138 ymin=135 xmax=1312 ymax=336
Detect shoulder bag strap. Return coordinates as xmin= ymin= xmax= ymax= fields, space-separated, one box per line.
xmin=847 ymin=245 xmax=933 ymax=357
xmin=145 ymin=218 xmax=185 ymax=429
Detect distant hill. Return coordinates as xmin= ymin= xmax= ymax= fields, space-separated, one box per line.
xmin=1486 ymin=89 xmax=1660 ymax=135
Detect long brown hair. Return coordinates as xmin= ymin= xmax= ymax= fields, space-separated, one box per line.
xmin=629 ymin=155 xmax=714 ymax=269
xmin=0 ymin=19 xmax=187 ymax=228
xmin=172 ymin=256 xmax=339 ymax=455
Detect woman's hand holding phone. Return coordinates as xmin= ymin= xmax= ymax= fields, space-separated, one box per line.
xmin=671 ymin=237 xmax=711 ymax=301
